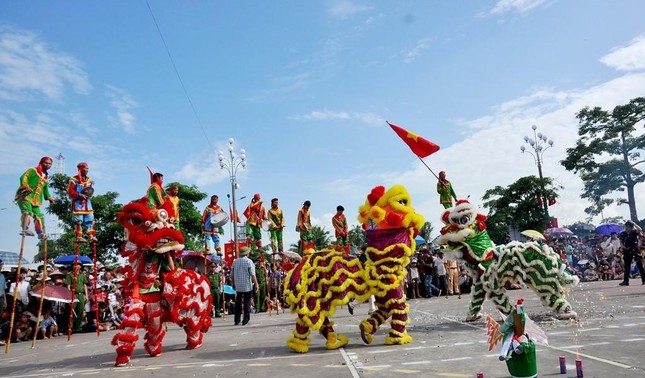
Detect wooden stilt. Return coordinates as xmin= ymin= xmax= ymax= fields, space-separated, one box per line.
xmin=67 ymin=243 xmax=81 ymax=341
xmin=92 ymin=241 xmax=99 ymax=337
xmin=32 ymin=231 xmax=49 ymax=349
xmin=5 ymin=233 xmax=28 ymax=353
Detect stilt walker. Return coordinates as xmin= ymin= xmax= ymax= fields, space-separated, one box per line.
xmin=5 ymin=234 xmax=27 ymax=353
xmin=8 ymin=156 xmax=55 ymax=352
xmin=32 ymin=227 xmax=49 ymax=348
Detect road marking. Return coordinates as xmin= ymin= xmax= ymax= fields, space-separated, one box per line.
xmin=290 ymin=363 xmax=313 ymax=366
xmin=361 ymin=365 xmax=391 ymax=369
xmin=80 ymin=373 xmax=99 ymax=376
xmin=559 ymin=345 xmax=584 ymax=349
xmin=144 ymin=367 xmax=162 ymax=370
xmin=324 ymin=364 xmax=346 ymax=368
xmin=247 ymin=363 xmax=271 ymax=366
xmin=403 ymin=346 xmax=427 ymax=350
xmin=401 ymin=360 xmax=433 ymax=365
xmin=623 ymin=323 xmax=638 ymax=327
xmin=577 ymin=327 xmax=601 ymax=332
xmin=606 ymin=325 xmax=620 ymax=328
xmin=393 ymin=369 xmax=421 ymax=373
xmin=229 ymin=343 xmax=239 ymax=346
xmin=453 ymin=341 xmax=474 ymax=346
xmin=624 ymin=338 xmax=645 ymax=342
xmin=441 ymin=357 xmax=472 ymax=362
xmin=202 ymin=363 xmax=229 ymax=367
xmin=174 ymin=365 xmax=192 ymax=368
xmin=339 ymin=347 xmax=361 ymax=378
xmin=548 ymin=345 xmax=633 ymax=369
xmin=548 ymin=331 xmax=569 ymax=335
xmin=588 ymin=342 xmax=611 ymax=346
xmin=368 ymin=348 xmax=397 ymax=354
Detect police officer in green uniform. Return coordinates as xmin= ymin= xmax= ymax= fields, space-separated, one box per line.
xmin=207 ymin=262 xmax=222 ymax=317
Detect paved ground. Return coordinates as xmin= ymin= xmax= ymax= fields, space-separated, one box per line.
xmin=2 ymin=279 xmax=645 ymax=377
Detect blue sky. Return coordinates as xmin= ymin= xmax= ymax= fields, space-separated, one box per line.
xmin=1 ymin=0 xmax=644 ymax=262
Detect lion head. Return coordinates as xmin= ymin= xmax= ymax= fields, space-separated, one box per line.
xmin=117 ymin=198 xmax=185 ymax=254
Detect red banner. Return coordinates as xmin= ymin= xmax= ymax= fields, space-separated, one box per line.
xmin=223 ymin=241 xmax=247 ymax=267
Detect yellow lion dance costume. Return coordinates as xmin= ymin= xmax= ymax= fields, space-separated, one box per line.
xmin=284 ymin=185 xmax=424 ymax=352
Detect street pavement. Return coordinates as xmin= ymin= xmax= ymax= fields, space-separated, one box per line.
xmin=2 ymin=279 xmax=645 ymax=377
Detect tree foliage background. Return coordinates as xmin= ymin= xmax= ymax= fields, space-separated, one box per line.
xmin=561 ymin=97 xmax=645 ymax=222
xmin=482 ymin=175 xmax=560 ymax=244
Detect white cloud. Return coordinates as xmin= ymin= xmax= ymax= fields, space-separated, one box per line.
xmin=600 ymin=34 xmax=645 ymax=71
xmin=105 ymin=84 xmax=138 ymax=134
xmin=402 ymin=38 xmax=432 ymax=64
xmin=327 ymin=0 xmax=371 ymax=19
xmin=487 ymin=0 xmax=551 ymax=16
xmin=0 ymin=27 xmax=90 ymax=101
xmin=289 ymin=109 xmax=383 ymax=126
xmin=323 ymin=72 xmax=645 ymax=234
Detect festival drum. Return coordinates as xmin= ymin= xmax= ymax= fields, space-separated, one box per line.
xmin=81 ymin=186 xmax=94 ymax=197
xmin=211 ymin=212 xmax=229 ymax=227
xmin=261 ymin=220 xmax=272 ymax=232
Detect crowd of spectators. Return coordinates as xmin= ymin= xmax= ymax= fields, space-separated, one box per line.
xmin=0 ymin=263 xmax=126 ymax=345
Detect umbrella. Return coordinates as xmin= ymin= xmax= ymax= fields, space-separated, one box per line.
xmin=0 ymin=250 xmax=30 ymax=267
xmin=414 ymin=235 xmax=427 ymax=245
xmin=30 ymin=285 xmax=78 ymax=303
xmin=520 ymin=230 xmax=545 ymax=241
xmin=595 ymin=223 xmax=623 ymax=236
xmin=543 ymin=227 xmax=574 ymax=239
xmin=54 ymin=255 xmax=93 ymax=265
xmin=223 ymin=285 xmax=236 ymax=295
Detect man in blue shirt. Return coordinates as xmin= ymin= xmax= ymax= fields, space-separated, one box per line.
xmin=231 ymin=247 xmax=258 ymax=325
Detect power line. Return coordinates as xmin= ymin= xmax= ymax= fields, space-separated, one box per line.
xmin=145 ymin=0 xmax=214 ymax=151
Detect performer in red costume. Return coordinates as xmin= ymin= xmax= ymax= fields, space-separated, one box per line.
xmin=243 ymin=194 xmax=266 ymax=250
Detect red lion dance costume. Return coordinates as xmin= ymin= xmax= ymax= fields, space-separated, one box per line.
xmin=284 ymin=185 xmax=424 ymax=352
xmin=111 ymin=198 xmax=212 ymax=366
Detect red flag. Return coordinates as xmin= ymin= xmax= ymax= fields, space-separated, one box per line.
xmin=548 ymin=197 xmax=557 ymax=206
xmin=388 ymin=122 xmax=440 ymax=158
xmin=229 ymin=206 xmax=241 ymax=223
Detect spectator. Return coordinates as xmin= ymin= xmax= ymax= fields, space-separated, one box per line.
xmin=8 ymin=268 xmax=31 ymax=313
xmin=459 ymin=267 xmax=473 ymax=294
xmin=230 ymin=247 xmax=258 ymax=326
xmin=619 ymin=221 xmax=645 ymax=286
xmin=418 ymin=249 xmax=440 ymax=297
xmin=0 ymin=260 xmax=6 ymax=314
xmin=433 ymin=250 xmax=448 ymax=298
xmin=37 ymin=308 xmax=58 ymax=339
xmin=407 ymin=258 xmax=420 ymax=299
xmin=14 ymin=311 xmax=34 ymax=342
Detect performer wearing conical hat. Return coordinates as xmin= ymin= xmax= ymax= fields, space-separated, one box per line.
xmin=67 ymin=162 xmax=96 ymax=243
xmin=15 ymin=157 xmax=55 ymax=239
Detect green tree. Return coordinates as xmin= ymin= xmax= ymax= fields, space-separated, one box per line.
xmin=561 ymin=97 xmax=645 ymax=222
xmin=418 ymin=222 xmax=433 ymax=245
xmin=348 ymin=224 xmax=366 ymax=248
xmin=38 ymin=173 xmax=123 ymax=263
xmin=482 ymin=176 xmax=561 ymax=244
xmin=166 ymin=182 xmax=208 ymax=251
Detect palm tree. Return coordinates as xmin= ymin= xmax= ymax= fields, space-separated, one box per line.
xmin=312 ymin=225 xmax=332 ymax=250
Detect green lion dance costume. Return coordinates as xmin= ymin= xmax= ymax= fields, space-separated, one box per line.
xmin=438 ymin=199 xmax=579 ymax=322
xmin=284 ymin=185 xmax=424 ymax=353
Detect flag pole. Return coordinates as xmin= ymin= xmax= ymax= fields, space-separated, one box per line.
xmin=417 ymin=156 xmax=439 ymax=180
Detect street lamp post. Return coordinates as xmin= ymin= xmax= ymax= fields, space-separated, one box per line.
xmin=218 ymin=138 xmax=246 ymax=257
xmin=520 ymin=125 xmax=554 ymax=225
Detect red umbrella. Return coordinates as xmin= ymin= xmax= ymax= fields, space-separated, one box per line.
xmin=30 ymin=285 xmax=77 ymax=304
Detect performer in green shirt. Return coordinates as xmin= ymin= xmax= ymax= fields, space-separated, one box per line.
xmin=268 ymin=198 xmax=285 ymax=253
xmin=15 ymin=157 xmax=55 ymax=238
xmin=437 ymin=171 xmax=457 ymax=209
